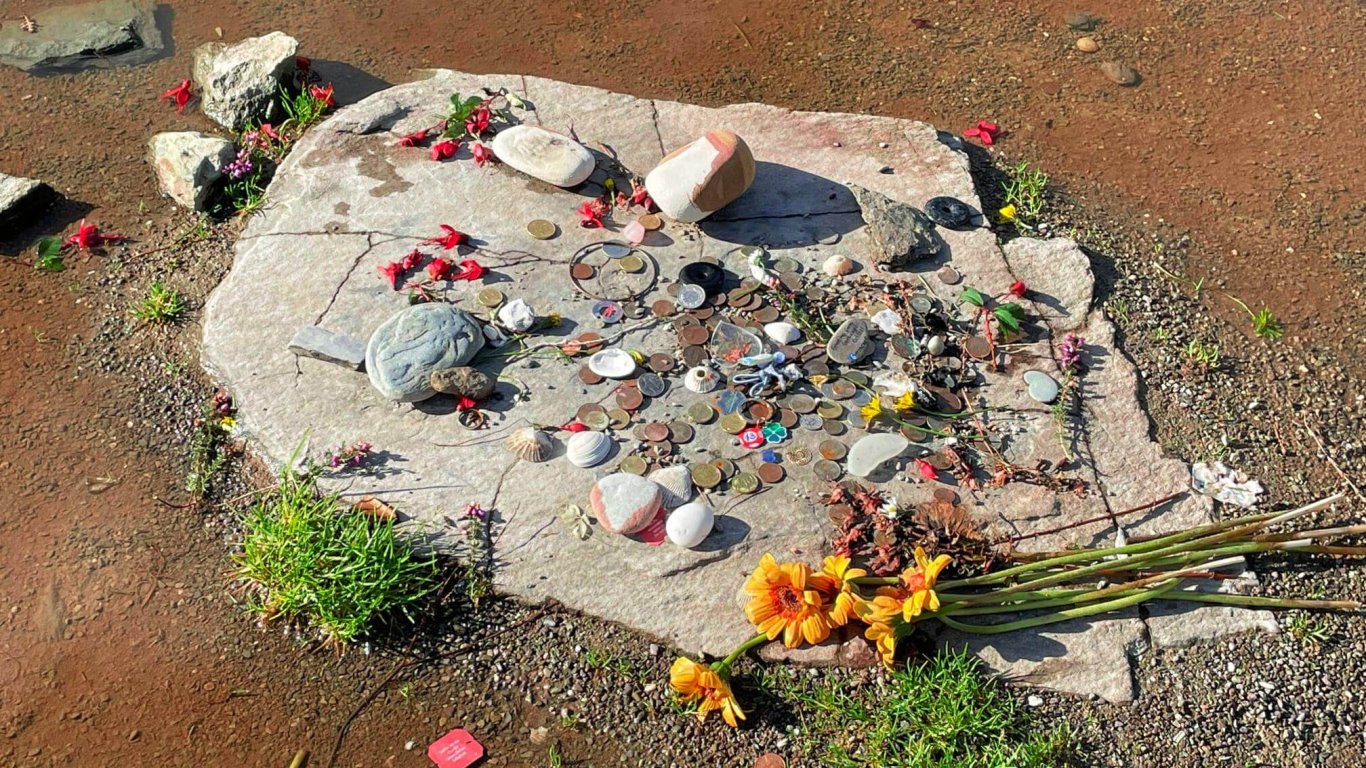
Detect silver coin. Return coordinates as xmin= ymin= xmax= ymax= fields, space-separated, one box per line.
xmin=850 ymin=390 xmax=873 ymax=407
xmin=772 ymin=258 xmax=802 ymax=274
xmin=637 ymin=373 xmax=667 ymax=397
xmin=799 ymin=413 xmax=824 ymax=431
xmin=601 ymin=242 xmax=632 ymax=259
xmin=677 ymin=283 xmax=707 ymax=309
xmin=910 ymin=295 xmax=934 ymax=315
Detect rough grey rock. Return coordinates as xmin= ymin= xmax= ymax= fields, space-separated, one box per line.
xmin=201 ymin=72 xmax=1273 ymax=698
xmin=0 ymin=0 xmax=164 ymax=74
xmin=147 ymin=132 xmax=235 ymax=211
xmin=849 ymin=183 xmax=939 ymax=268
xmin=288 ymin=325 xmax=365 ymax=371
xmin=430 ymin=366 xmax=495 ymax=400
xmin=364 ymin=303 xmax=484 ymax=402
xmin=192 ymin=32 xmax=298 ymax=131
xmin=0 ymin=172 xmax=55 ymax=234
xmin=1004 ymin=237 xmax=1093 ymax=331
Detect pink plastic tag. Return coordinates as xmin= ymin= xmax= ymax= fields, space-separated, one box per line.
xmin=428 ymin=728 xmax=484 ymax=768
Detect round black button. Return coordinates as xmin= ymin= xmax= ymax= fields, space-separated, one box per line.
xmin=679 ymin=262 xmax=726 ymax=295
xmin=924 ymin=196 xmax=974 ymax=230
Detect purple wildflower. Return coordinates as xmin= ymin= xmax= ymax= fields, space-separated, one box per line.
xmin=1058 ymin=333 xmax=1085 ymax=370
xmin=224 ymin=148 xmax=254 ymax=179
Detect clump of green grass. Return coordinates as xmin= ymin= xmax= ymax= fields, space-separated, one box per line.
xmin=131 ymin=281 xmax=186 ymax=323
xmin=234 ymin=471 xmax=438 ymax=647
xmin=33 ymin=237 xmax=66 ymax=272
xmin=1002 ymin=161 xmax=1049 ymax=224
xmin=1227 ymin=295 xmax=1285 ymax=341
xmin=1183 ymin=338 xmax=1221 ymax=370
xmin=754 ymin=650 xmax=1072 ymax=768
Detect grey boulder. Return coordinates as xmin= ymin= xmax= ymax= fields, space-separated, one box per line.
xmin=365 ymin=303 xmax=485 ymax=402
xmin=0 ymin=0 xmax=164 ymax=74
xmin=0 ymin=172 xmax=55 ymax=235
xmin=148 ymin=132 xmax=236 ymax=211
xmin=192 ymin=31 xmax=298 ymax=131
xmin=849 ymin=184 xmax=940 ymax=269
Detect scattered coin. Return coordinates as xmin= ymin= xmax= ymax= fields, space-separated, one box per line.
xmin=681 ymin=326 xmax=710 ymax=346
xmin=576 ymin=403 xmax=606 ymax=421
xmin=635 ymin=373 xmax=664 ymax=398
xmin=909 ymin=295 xmax=934 ymax=315
xmin=712 ymin=459 xmax=736 ymax=478
xmin=719 ymin=413 xmax=747 ymax=434
xmin=717 ymin=390 xmax=746 ymax=415
xmin=644 ymin=422 xmax=671 ymax=442
xmin=904 ymin=425 xmax=933 ymax=443
xmin=647 ymin=353 xmax=676 ymax=373
xmin=582 ymin=410 xmax=611 ymax=431
xmin=690 ymin=463 xmax=722 ymax=489
xmin=829 ymin=380 xmax=857 ymax=400
xmin=805 ymin=361 xmax=830 ymax=377
xmin=785 ymin=394 xmax=816 ymax=414
xmin=826 ymin=503 xmax=852 ymax=524
xmin=928 ymin=452 xmax=953 ymax=470
xmin=818 ymin=439 xmax=848 ymax=461
xmin=616 ymin=388 xmax=644 ymax=410
xmin=527 ymin=219 xmax=558 ymax=240
xmin=578 ymin=366 xmax=603 ymax=385
xmin=730 ymin=472 xmax=760 ymax=494
xmin=772 ymin=257 xmax=802 ymax=274
xmin=677 ymin=283 xmax=707 ymax=309
xmin=608 ymin=408 xmax=632 ymax=429
xmin=477 ymin=287 xmax=505 ymax=308
xmin=619 ymin=455 xmax=648 ymax=475
xmin=746 ymin=401 xmax=775 ymax=422
xmin=601 ymin=242 xmax=632 ymax=259
xmin=815 ymin=228 xmax=841 ymax=245
xmin=691 ymin=305 xmax=715 ymax=320
xmin=933 ymin=488 xmax=959 ymax=504
xmin=668 ymin=421 xmax=694 ymax=443
xmin=682 ymin=345 xmax=709 ymax=367
xmin=753 ymin=306 xmax=780 ymax=323
xmin=639 ymin=213 xmax=662 ymax=231
xmin=843 ymin=371 xmax=870 ymax=387
xmin=570 ymin=263 xmax=596 ymax=280
xmin=850 ymin=390 xmax=873 ymax=407
xmin=799 ymin=413 xmax=825 ymax=431
xmin=813 ymin=460 xmax=843 ymax=481
xmin=964 ymin=336 xmax=992 ymax=359
xmin=816 ymin=401 xmax=844 ymax=419
xmin=620 ymin=254 xmax=645 ymax=273
xmin=651 ymin=299 xmax=676 ymax=318
xmin=936 ymin=265 xmax=962 ymax=285
xmin=823 ymin=420 xmax=847 ymax=436
xmin=778 ymin=408 xmax=799 ymax=428
xmin=890 ymin=334 xmax=920 ymax=359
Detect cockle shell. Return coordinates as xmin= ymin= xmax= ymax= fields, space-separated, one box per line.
xmin=683 ymin=366 xmax=719 ymax=394
xmin=823 ymin=254 xmax=855 ymax=277
xmin=566 ymin=430 xmax=612 ymax=468
xmin=763 ymin=321 xmax=802 ymax=344
xmin=647 ymin=465 xmax=695 ymax=509
xmin=505 ymin=427 xmax=552 ymax=462
xmin=588 ymin=349 xmax=636 ymax=379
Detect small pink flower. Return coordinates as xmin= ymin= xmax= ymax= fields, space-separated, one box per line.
xmin=470 ymin=142 xmax=495 ymax=167
xmin=430 ymin=139 xmax=459 ymax=161
xmin=963 ymin=120 xmax=1002 ymax=146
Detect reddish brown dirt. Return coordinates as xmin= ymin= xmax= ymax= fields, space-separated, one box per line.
xmin=2 ymin=1 xmax=1362 ymax=766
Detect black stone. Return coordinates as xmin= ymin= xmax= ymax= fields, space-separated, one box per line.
xmin=679 ymin=262 xmax=726 ymax=296
xmin=924 ymin=196 xmax=974 ymax=230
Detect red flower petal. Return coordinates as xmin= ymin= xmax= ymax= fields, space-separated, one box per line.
xmin=1008 ymin=280 xmax=1027 ymax=298
xmin=430 ymin=139 xmax=459 ymax=161
xmin=451 ymin=259 xmax=485 ymax=281
xmin=398 ymin=129 xmax=429 ymax=147
xmin=561 ymin=422 xmax=588 ymax=432
xmin=914 ymin=458 xmax=938 ymax=481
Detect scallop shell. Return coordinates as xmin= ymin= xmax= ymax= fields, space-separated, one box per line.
xmin=505 ymin=427 xmax=552 ymax=462
xmin=763 ymin=321 xmax=802 ymax=344
xmin=566 ymin=430 xmax=612 ymax=468
xmin=823 ymin=254 xmax=854 ymax=277
xmin=588 ymin=349 xmax=636 ymax=379
xmin=684 ymin=366 xmax=719 ymax=394
xmin=647 ymin=465 xmax=695 ymax=509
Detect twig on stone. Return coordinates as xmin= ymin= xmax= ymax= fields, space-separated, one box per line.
xmin=1004 ymin=490 xmax=1188 ymax=545
xmin=506 ymin=318 xmax=659 ymax=361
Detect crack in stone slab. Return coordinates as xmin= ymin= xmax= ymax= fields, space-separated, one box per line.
xmin=647 ymin=99 xmax=665 ymax=158
xmin=705 ymin=208 xmax=863 ymax=224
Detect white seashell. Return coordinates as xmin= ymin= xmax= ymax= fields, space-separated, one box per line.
xmin=683 ymin=366 xmax=719 ymax=394
xmin=666 ymin=502 xmax=715 ymax=548
xmin=823 ymin=254 xmax=854 ymax=277
xmin=648 ymin=465 xmax=695 ymax=509
xmin=497 ymin=298 xmax=536 ymax=332
xmin=870 ymin=309 xmax=901 ymax=335
xmin=588 ymin=349 xmax=636 ymax=379
xmin=763 ymin=321 xmax=802 ymax=345
xmin=566 ymin=431 xmax=612 ymax=468
xmin=505 ymin=427 xmax=552 ymax=462
xmin=926 ymin=335 xmax=946 ymax=356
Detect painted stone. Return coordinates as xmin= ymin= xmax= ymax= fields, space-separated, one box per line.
xmin=590 ymin=473 xmax=664 ymax=534
xmin=645 ymin=130 xmax=756 ymax=222
xmin=848 ymin=184 xmax=939 ymax=269
xmin=490 ymin=125 xmax=595 ymax=187
xmin=365 ymin=303 xmax=484 ymax=402
xmin=826 ymin=318 xmax=874 ymax=364
xmin=847 ymin=433 xmax=910 ymax=478
xmin=666 ymin=502 xmax=715 ymax=548
xmin=1024 ymin=370 xmax=1061 ymax=403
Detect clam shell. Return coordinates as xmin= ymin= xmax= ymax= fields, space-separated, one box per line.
xmin=763 ymin=321 xmax=802 ymax=344
xmin=647 ymin=465 xmax=695 ymax=509
xmin=588 ymin=349 xmax=636 ymax=379
xmin=823 ymin=254 xmax=854 ymax=276
xmin=566 ymin=430 xmax=612 ymax=468
xmin=505 ymin=427 xmax=552 ymax=462
xmin=684 ymin=366 xmax=719 ymax=394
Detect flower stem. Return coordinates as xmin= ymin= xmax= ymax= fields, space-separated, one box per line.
xmin=937 ymin=581 xmax=1179 ymax=634
xmin=716 ymin=632 xmax=769 ymax=671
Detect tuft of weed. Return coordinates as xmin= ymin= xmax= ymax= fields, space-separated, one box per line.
xmin=1183 ymin=338 xmax=1221 ymax=370
xmin=1002 ymin=161 xmax=1049 ymax=224
xmin=131 ymin=281 xmax=186 ymax=324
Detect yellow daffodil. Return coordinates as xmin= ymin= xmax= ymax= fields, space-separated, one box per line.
xmin=744 ymin=553 xmax=832 ymax=648
xmin=863 ymin=618 xmax=898 ymax=667
xmin=893 ymin=391 xmax=916 ymax=413
xmin=815 ymin=555 xmax=867 ymax=627
xmin=900 ymin=546 xmax=953 ymax=620
xmin=998 ymin=203 xmax=1017 ymax=222
xmin=669 ymin=657 xmax=746 ymax=727
xmin=219 ymin=416 xmax=238 ymax=432
xmin=859 ymin=395 xmax=884 ymax=425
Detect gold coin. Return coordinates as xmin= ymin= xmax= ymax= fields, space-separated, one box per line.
xmin=690 ymin=463 xmax=722 ymax=489
xmin=582 ymin=410 xmax=611 ymax=431
xmin=619 ymin=455 xmax=648 ymax=475
xmin=527 ymin=219 xmax=558 ymax=240
xmin=620 ymin=254 xmax=645 ymax=273
xmin=730 ymin=472 xmax=760 ymax=494
xmin=639 ymin=213 xmax=662 ymax=231
xmin=719 ymin=413 xmax=747 ymax=434
xmin=477 ymin=287 xmax=505 ymax=308
xmin=608 ymin=408 xmax=632 ymax=429
xmin=687 ymin=402 xmax=716 ymax=424
xmin=816 ymin=401 xmax=844 ymax=419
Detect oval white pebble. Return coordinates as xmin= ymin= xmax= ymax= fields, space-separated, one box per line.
xmin=665 ymin=502 xmax=714 ymax=548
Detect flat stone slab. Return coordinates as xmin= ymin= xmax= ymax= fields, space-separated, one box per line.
xmin=202 ymin=71 xmax=1272 ymax=701
xmin=0 ymin=0 xmax=164 ymax=74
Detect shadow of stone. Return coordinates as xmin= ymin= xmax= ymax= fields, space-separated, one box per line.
xmin=0 ymin=195 xmax=94 ymax=257
xmin=314 ymin=59 xmax=392 ymax=104
xmin=700 ymin=162 xmax=863 ymax=248
xmin=694 ymin=514 xmax=751 ymax=551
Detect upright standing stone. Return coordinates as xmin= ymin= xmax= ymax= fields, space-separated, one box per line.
xmin=148 ymin=132 xmax=236 ymax=211
xmin=365 ymin=303 xmax=485 ymax=402
xmin=192 ymin=31 xmax=299 ymax=131
xmin=645 ymin=130 xmax=756 ymax=222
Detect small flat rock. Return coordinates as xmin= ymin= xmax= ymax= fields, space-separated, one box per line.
xmin=288 ymin=325 xmax=366 ymax=370
xmin=1065 ymin=11 xmax=1100 ymax=31
xmin=1023 ymin=370 xmax=1060 ymax=403
xmin=0 ymin=172 xmax=56 ymax=235
xmin=589 ymin=474 xmax=663 ymax=535
xmin=364 ymin=303 xmax=485 ymax=402
xmin=826 ymin=318 xmax=872 ymax=364
xmin=192 ymin=31 xmax=298 ymax=130
xmin=0 ymin=0 xmax=164 ymax=74
xmin=430 ymin=366 xmax=495 ymax=400
xmin=147 ymin=132 xmax=236 ymax=211
xmin=846 ymin=433 xmax=910 ymax=477
xmin=491 ymin=125 xmax=595 ymax=187
xmin=848 ymin=184 xmax=939 ymax=268
xmin=1100 ymin=61 xmax=1140 ymax=86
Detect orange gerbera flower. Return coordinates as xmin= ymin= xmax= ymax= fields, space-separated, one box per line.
xmin=900 ymin=546 xmax=952 ymax=621
xmin=815 ymin=555 xmax=867 ymax=627
xmin=855 ymin=589 xmax=906 ymax=667
xmin=744 ymin=553 xmax=832 ymax=648
xmin=669 ymin=657 xmax=745 ymax=727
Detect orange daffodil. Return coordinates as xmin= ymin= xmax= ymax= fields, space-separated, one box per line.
xmin=669 ymin=657 xmax=745 ymax=727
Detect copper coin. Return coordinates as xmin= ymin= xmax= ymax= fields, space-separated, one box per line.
xmin=904 ymin=425 xmax=933 ymax=443
xmin=746 ymin=401 xmax=775 ymax=422
xmin=608 ymin=408 xmax=632 ymax=429
xmin=616 ymin=388 xmax=644 ymax=410
xmin=651 ymin=299 xmax=676 ymax=318
xmin=619 ymin=455 xmax=648 ymax=475
xmin=778 ymin=408 xmax=799 ymax=428
xmin=682 ymin=345 xmax=709 ymax=367
xmin=681 ymin=326 xmax=710 ymax=346
xmin=936 ymin=265 xmax=962 ymax=285
xmin=928 ymin=452 xmax=953 ymax=470
xmin=818 ymin=439 xmax=848 ymax=461
xmin=711 ymin=459 xmax=736 ymax=478
xmin=805 ymin=361 xmax=830 ymax=377
xmin=964 ymin=335 xmax=992 ymax=359
xmin=647 ymin=353 xmax=676 ymax=373
xmin=645 ymin=440 xmax=674 ymax=459
xmin=776 ymin=345 xmax=801 ymax=361
xmin=777 ymin=271 xmax=802 ymax=291
xmin=560 ymin=340 xmax=583 ymax=356
xmin=690 ymin=463 xmax=722 ymax=489
xmin=639 ymin=213 xmax=662 ymax=231
xmin=690 ymin=305 xmax=715 ymax=320
xmin=755 ymin=754 xmax=786 ymax=768
xmin=709 ymin=292 xmax=728 ymax=307
xmin=829 ymin=380 xmax=857 ymax=400
xmin=826 ymin=503 xmax=853 ymax=524
xmin=813 ymin=460 xmax=843 ymax=481
xmin=668 ymin=421 xmax=695 ymax=443
xmin=576 ymin=403 xmax=606 ymax=422
xmin=577 ymin=333 xmax=603 ymax=351
xmin=757 ymin=463 xmax=785 ymax=484
xmin=730 ymin=472 xmax=760 ymax=494
xmin=786 ymin=394 xmax=817 ymax=414
xmin=631 ymin=423 xmax=649 ymax=441
xmin=667 ymin=282 xmax=683 ymax=297
xmin=687 ymin=402 xmax=716 ymax=424
xmin=675 ymin=315 xmax=701 ymax=330
xmin=753 ymin=307 xmax=781 ymax=323
xmin=578 ymin=366 xmax=603 ymax=385
xmin=644 ymin=422 xmax=670 ymax=442
xmin=933 ymin=488 xmax=959 ymax=504
xmin=477 ymin=287 xmax=505 ymax=308
xmin=570 ymin=263 xmax=596 ymax=280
